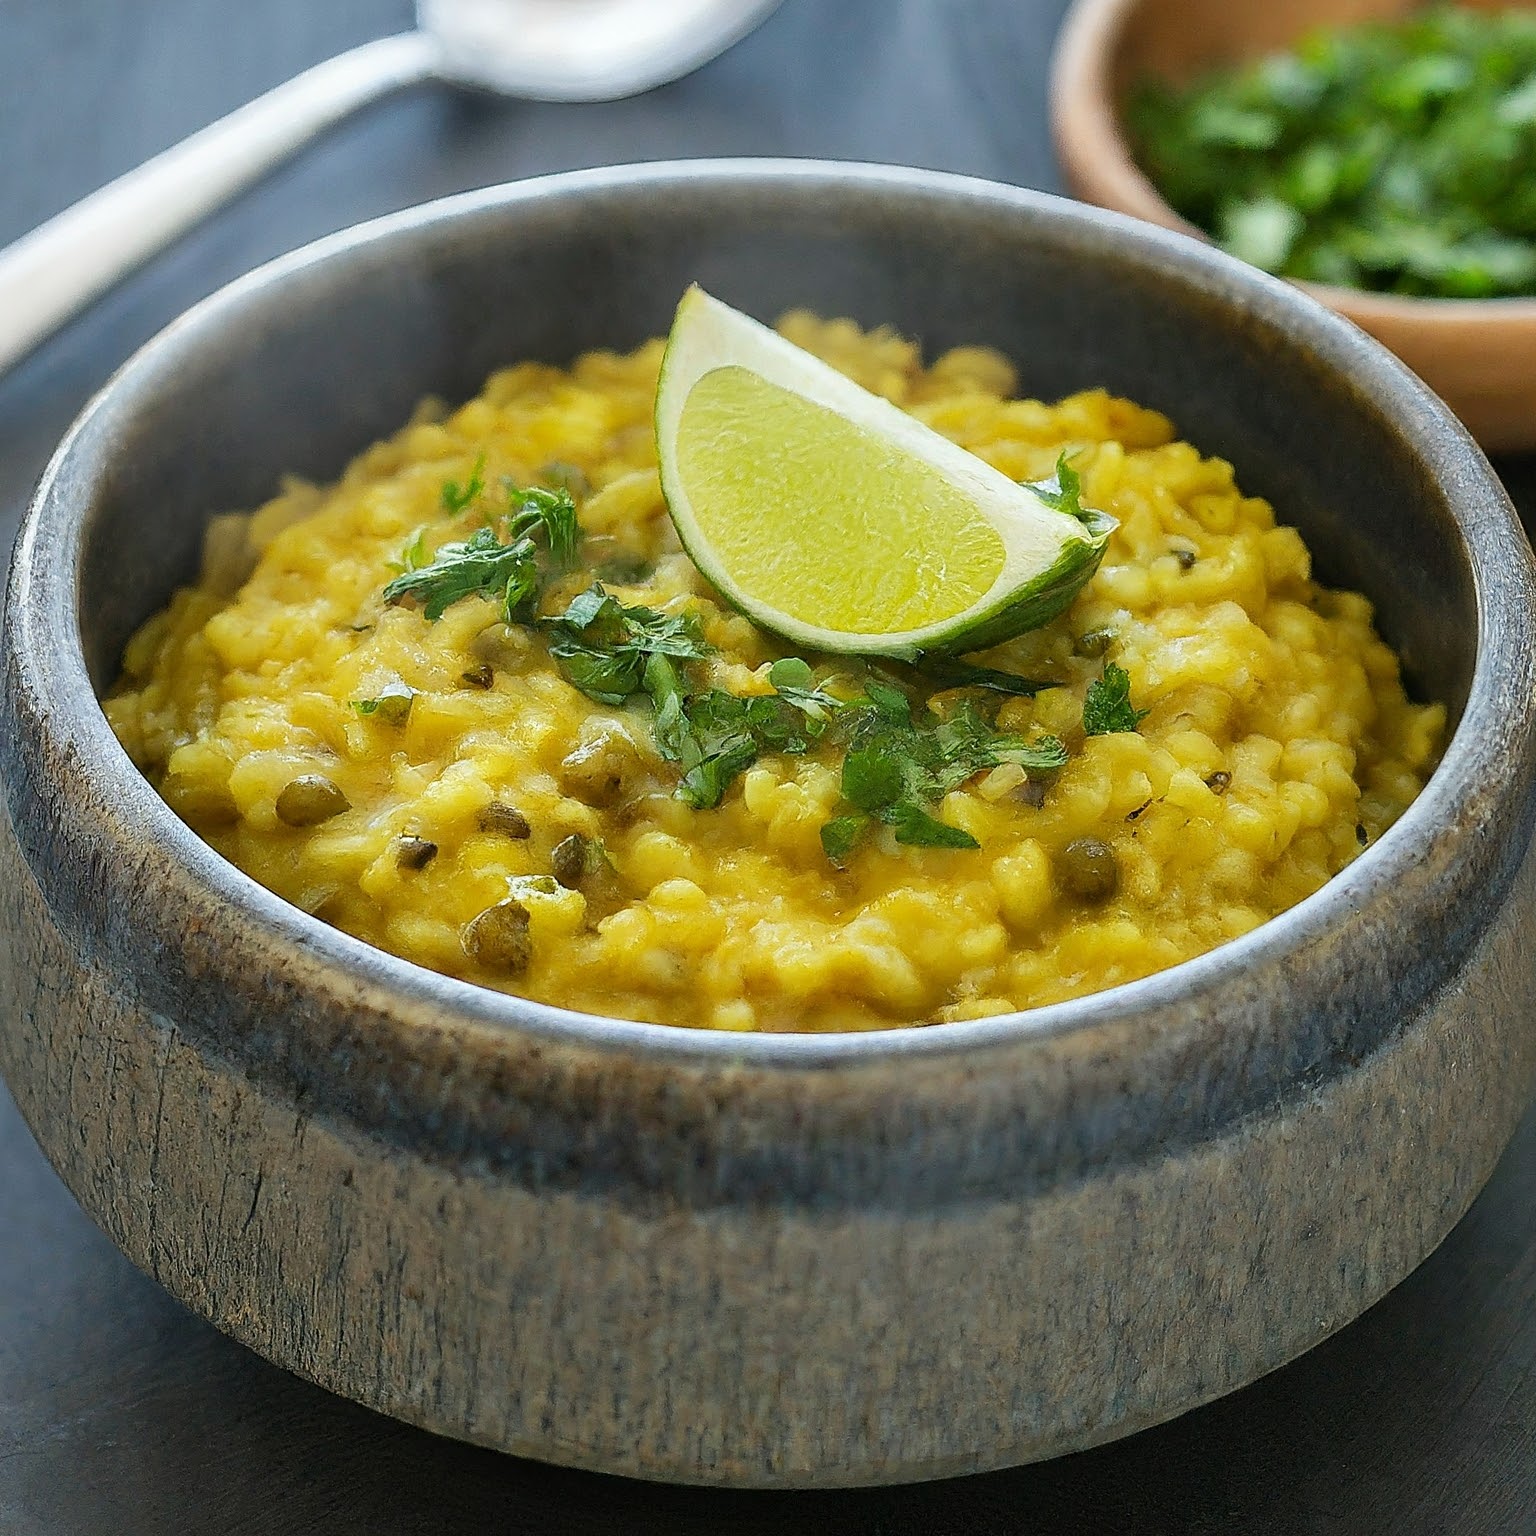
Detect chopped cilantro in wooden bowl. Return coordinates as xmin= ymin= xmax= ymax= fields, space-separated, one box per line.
xmin=1052 ymin=0 xmax=1536 ymax=450
xmin=1127 ymin=6 xmax=1536 ymax=298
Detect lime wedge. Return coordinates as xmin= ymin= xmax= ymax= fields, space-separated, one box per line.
xmin=654 ymin=286 xmax=1114 ymax=658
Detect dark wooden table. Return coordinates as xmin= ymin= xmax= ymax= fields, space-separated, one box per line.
xmin=3 ymin=2 xmax=1534 ymax=1530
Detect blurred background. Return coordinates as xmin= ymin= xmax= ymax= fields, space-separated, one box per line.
xmin=0 ymin=0 xmax=1070 ymax=536
xmin=1 ymin=3 xmax=1533 ymax=1532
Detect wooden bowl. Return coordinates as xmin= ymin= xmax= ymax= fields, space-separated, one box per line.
xmin=1052 ymin=0 xmax=1536 ymax=454
xmin=3 ymin=162 xmax=1536 ymax=1487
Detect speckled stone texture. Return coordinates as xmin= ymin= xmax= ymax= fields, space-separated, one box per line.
xmin=2 ymin=165 xmax=1535 ymax=1486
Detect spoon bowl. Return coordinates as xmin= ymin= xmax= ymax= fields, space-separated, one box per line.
xmin=421 ymin=0 xmax=789 ymax=100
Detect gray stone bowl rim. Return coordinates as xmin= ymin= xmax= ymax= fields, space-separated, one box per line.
xmin=8 ymin=157 xmax=1521 ymax=1074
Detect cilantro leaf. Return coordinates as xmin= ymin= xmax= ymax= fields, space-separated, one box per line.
xmin=1028 ymin=454 xmax=1087 ymax=519
xmin=387 ymin=479 xmax=579 ymax=625
xmin=631 ymin=608 xmax=716 ymax=658
xmin=661 ymin=662 xmax=847 ymax=810
xmin=383 ymin=525 xmax=540 ymax=623
xmin=767 ymin=657 xmax=814 ymax=689
xmin=820 ymin=814 xmax=870 ymax=865
xmin=643 ymin=652 xmax=692 ymax=762
xmin=888 ymin=803 xmax=980 ymax=849
xmin=543 ymin=584 xmax=711 ymax=706
xmin=930 ymin=701 xmax=1069 ymax=790
xmin=995 ymin=735 xmax=1070 ymax=772
xmin=822 ymin=693 xmax=1061 ymax=856
xmin=553 ymin=646 xmax=647 ymax=705
xmin=506 ymin=483 xmax=581 ymax=570
xmin=692 ymin=691 xmax=811 ymax=756
xmin=1083 ymin=662 xmax=1150 ymax=736
xmin=545 ymin=585 xmax=711 ymax=663
xmin=557 ymin=584 xmax=615 ymax=633
xmin=441 ymin=453 xmax=486 ymax=515
xmin=1129 ymin=9 xmax=1536 ymax=299
xmin=862 ymin=679 xmax=914 ymax=724
xmin=678 ymin=734 xmax=759 ymax=810
xmin=839 ymin=724 xmax=975 ymax=846
xmin=841 ymin=736 xmax=914 ymax=816
xmin=666 ymin=690 xmax=762 ymax=808
xmin=763 ymin=659 xmax=845 ymax=731
xmin=1025 ymin=455 xmax=1116 ymax=540
xmin=649 ymin=658 xmax=850 ymax=809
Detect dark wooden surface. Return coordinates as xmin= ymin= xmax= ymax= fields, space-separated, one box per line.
xmin=2 ymin=2 xmax=1534 ymax=1530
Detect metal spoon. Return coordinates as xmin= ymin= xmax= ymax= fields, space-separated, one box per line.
xmin=0 ymin=0 xmax=784 ymax=376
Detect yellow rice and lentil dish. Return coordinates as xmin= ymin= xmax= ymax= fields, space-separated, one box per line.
xmin=105 ymin=315 xmax=1444 ymax=1032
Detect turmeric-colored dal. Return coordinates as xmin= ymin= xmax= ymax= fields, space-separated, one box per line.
xmin=105 ymin=316 xmax=1443 ymax=1030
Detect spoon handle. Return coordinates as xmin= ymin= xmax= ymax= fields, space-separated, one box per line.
xmin=0 ymin=32 xmax=441 ymax=377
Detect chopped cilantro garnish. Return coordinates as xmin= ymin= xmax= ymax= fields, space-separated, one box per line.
xmin=542 ymin=584 xmax=711 ymax=706
xmin=1028 ymin=454 xmax=1087 ymax=519
xmin=820 ymin=814 xmax=871 ymax=864
xmin=930 ymin=701 xmax=1069 ymax=786
xmin=506 ymin=483 xmax=580 ymax=570
xmin=382 ymin=481 xmax=581 ymax=624
xmin=765 ymin=657 xmax=845 ymax=724
xmin=383 ymin=524 xmax=541 ymax=623
xmin=862 ymin=679 xmax=913 ymax=723
xmin=678 ymin=732 xmax=761 ymax=811
xmin=1083 ymin=662 xmax=1149 ymax=736
xmin=645 ymin=654 xmax=847 ymax=810
xmin=643 ymin=652 xmax=693 ymax=762
xmin=1026 ymin=454 xmax=1118 ymax=540
xmin=824 ymin=691 xmax=1068 ymax=861
xmin=835 ymin=713 xmax=978 ymax=851
xmin=386 ymin=472 xmax=1092 ymax=859
xmin=441 ymin=453 xmax=486 ymax=515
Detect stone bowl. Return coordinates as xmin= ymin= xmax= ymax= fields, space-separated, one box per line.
xmin=1050 ymin=0 xmax=1536 ymax=454
xmin=2 ymin=160 xmax=1535 ymax=1489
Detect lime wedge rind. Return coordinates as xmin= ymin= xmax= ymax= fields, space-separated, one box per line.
xmin=655 ymin=286 xmax=1114 ymax=658
xmin=942 ymin=519 xmax=1114 ymax=653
